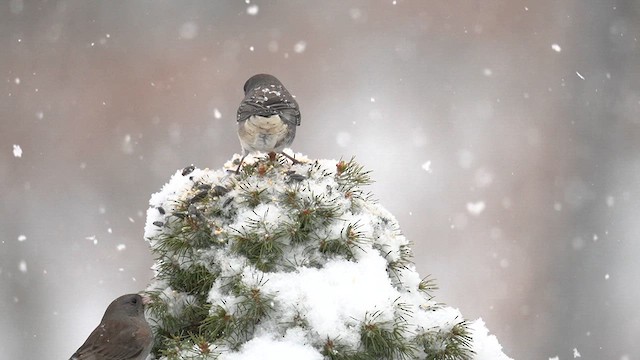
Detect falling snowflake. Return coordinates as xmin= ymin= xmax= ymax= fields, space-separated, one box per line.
xmin=421 ymin=161 xmax=432 ymax=173
xmin=551 ymin=43 xmax=562 ymax=52
xmin=246 ymin=4 xmax=259 ymax=15
xmin=293 ymin=41 xmax=307 ymax=53
xmin=117 ymin=244 xmax=126 ymax=251
xmin=466 ymin=201 xmax=486 ymax=215
xmin=19 ymin=260 xmax=27 ymax=273
xmin=12 ymin=144 xmax=22 ymax=158
xmin=606 ymin=196 xmax=615 ymax=207
xmin=573 ymin=348 xmax=581 ymax=358
xmin=86 ymin=235 xmax=98 ymax=245
xmin=213 ymin=108 xmax=222 ymax=119
xmin=349 ymin=8 xmax=362 ymax=20
xmin=18 ymin=235 xmax=26 ymax=242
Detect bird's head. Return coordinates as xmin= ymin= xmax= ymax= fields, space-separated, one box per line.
xmin=103 ymin=293 xmax=148 ymax=319
xmin=243 ymin=73 xmax=283 ymax=93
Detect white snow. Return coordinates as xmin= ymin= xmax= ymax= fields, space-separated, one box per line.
xmin=221 ymin=331 xmax=322 ymax=360
xmin=19 ymin=260 xmax=27 ymax=273
xmin=122 ymin=134 xmax=133 ymax=154
xmin=12 ymin=144 xmax=22 ymax=158
xmin=246 ymin=4 xmax=259 ymax=15
xmin=85 ymin=235 xmax=98 ymax=245
xmin=466 ymin=201 xmax=486 ymax=215
xmin=606 ymin=195 xmax=615 ymax=207
xmin=293 ymin=41 xmax=307 ymax=54
xmin=421 ymin=160 xmax=432 ymax=173
xmin=573 ymin=347 xmax=581 ymax=357
xmin=349 ymin=8 xmax=363 ymax=20
xmin=469 ymin=319 xmax=512 ymax=360
xmin=260 ymin=252 xmax=400 ymax=343
xmin=145 ymin=153 xmax=512 ymax=360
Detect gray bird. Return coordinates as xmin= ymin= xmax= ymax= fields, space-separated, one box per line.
xmin=236 ymin=74 xmax=301 ymax=171
xmin=70 ymin=294 xmax=153 ymax=360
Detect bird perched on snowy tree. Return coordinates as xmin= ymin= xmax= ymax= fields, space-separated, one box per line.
xmin=69 ymin=293 xmax=153 ymax=360
xmin=236 ymin=74 xmax=301 ymax=172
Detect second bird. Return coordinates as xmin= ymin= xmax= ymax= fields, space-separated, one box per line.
xmin=236 ymin=74 xmax=301 ymax=169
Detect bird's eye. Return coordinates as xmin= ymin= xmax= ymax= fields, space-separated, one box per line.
xmin=131 ymin=297 xmax=138 ymax=304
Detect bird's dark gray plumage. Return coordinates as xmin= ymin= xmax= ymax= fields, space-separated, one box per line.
xmin=236 ymin=74 xmax=301 ymax=162
xmin=70 ymin=294 xmax=153 ymax=360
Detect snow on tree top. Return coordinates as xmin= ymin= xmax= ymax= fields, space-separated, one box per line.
xmin=143 ymin=151 xmax=511 ymax=359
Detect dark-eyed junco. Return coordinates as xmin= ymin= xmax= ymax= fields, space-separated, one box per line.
xmin=70 ymin=294 xmax=153 ymax=360
xmin=236 ymin=74 xmax=301 ymax=171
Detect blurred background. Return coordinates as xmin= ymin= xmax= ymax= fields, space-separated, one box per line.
xmin=2 ymin=0 xmax=639 ymax=359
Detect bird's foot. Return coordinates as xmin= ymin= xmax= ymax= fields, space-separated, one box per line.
xmin=280 ymin=151 xmax=303 ymax=165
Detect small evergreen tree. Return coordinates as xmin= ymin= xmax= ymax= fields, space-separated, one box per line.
xmin=143 ymin=153 xmax=510 ymax=360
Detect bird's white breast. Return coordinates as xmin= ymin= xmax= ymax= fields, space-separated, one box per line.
xmin=239 ymin=115 xmax=289 ymax=152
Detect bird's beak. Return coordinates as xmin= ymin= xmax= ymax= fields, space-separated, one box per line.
xmin=140 ymin=293 xmax=153 ymax=306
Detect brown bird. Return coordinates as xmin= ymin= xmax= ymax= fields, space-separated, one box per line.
xmin=70 ymin=294 xmax=153 ymax=360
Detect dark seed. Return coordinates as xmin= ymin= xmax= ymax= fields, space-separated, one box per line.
xmin=153 ymin=221 xmax=164 ymax=227
xmin=212 ymin=185 xmax=229 ymax=196
xmin=196 ymin=183 xmax=212 ymax=191
xmin=157 ymin=207 xmax=165 ymax=215
xmin=182 ymin=165 xmax=195 ymax=176
xmin=288 ymin=173 xmax=307 ymax=182
xmin=190 ymin=190 xmax=208 ymax=203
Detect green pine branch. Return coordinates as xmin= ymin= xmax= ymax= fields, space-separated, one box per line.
xmin=144 ymin=155 xmax=476 ymax=359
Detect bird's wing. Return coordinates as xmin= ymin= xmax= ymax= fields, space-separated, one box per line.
xmin=71 ymin=319 xmax=151 ymax=360
xmin=237 ymin=85 xmax=300 ymax=126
